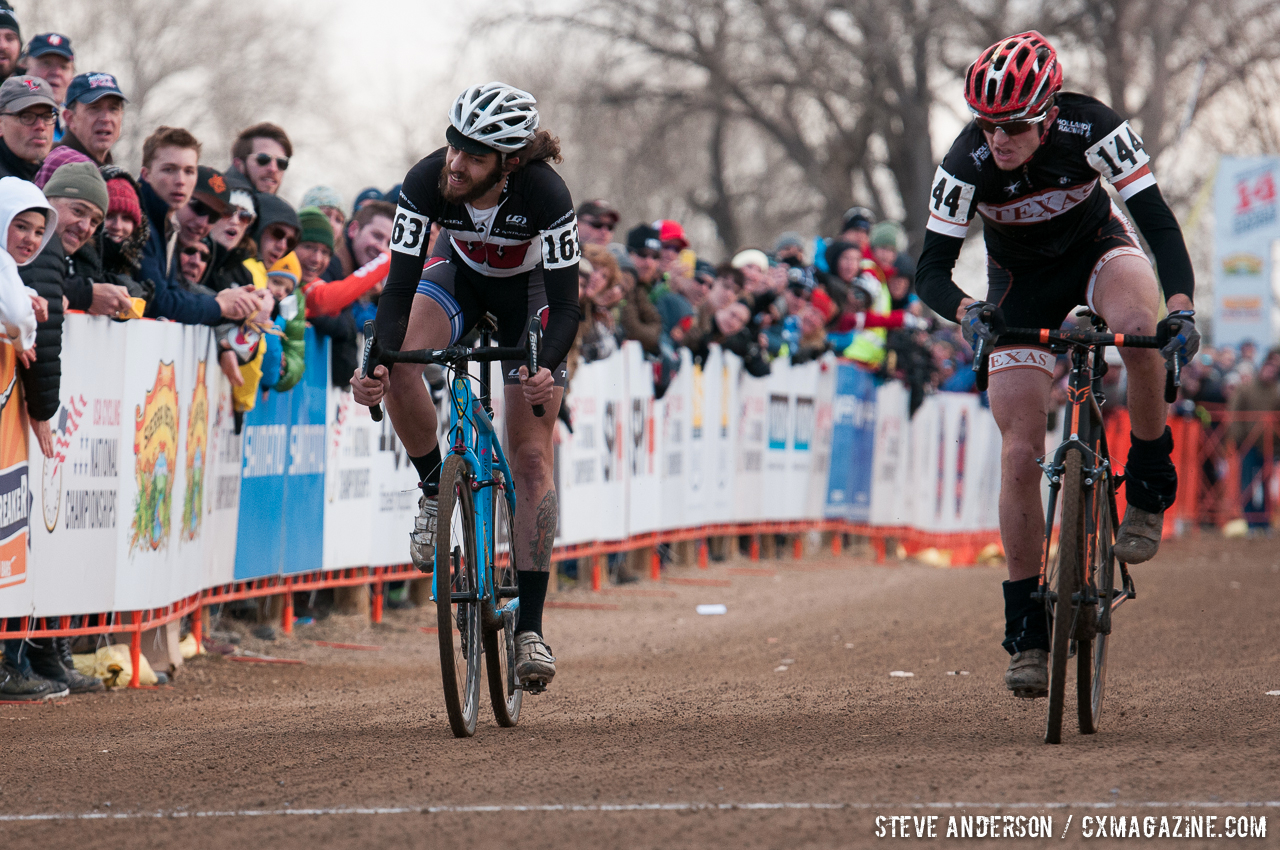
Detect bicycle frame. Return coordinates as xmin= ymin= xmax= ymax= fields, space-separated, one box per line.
xmin=1037 ymin=341 xmax=1133 ymax=620
xmin=431 ymin=326 xmax=521 ymax=624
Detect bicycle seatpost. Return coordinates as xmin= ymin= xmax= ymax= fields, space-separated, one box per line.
xmin=526 ymin=314 xmax=545 ymax=418
xmin=361 ymin=320 xmax=384 ymax=422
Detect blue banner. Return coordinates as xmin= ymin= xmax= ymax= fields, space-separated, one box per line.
xmin=824 ymin=364 xmax=877 ymax=521
xmin=234 ymin=329 xmax=329 ymax=579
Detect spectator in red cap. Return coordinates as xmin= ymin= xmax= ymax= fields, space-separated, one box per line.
xmin=577 ymin=199 xmax=618 ymax=247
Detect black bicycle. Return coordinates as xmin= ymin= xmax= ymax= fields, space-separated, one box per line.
xmin=974 ymin=310 xmax=1179 ymax=744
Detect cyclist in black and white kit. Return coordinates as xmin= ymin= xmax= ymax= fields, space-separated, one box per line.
xmin=915 ymin=32 xmax=1200 ymax=697
xmin=351 ymin=83 xmax=579 ymax=691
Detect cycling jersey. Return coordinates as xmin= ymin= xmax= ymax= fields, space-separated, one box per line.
xmin=916 ymin=92 xmax=1194 ymax=324
xmin=377 ymin=147 xmax=580 ymax=371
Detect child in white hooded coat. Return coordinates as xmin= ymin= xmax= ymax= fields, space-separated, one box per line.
xmin=0 ymin=176 xmax=56 ymax=364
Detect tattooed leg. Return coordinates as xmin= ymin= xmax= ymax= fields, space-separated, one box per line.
xmin=505 ymin=384 xmax=562 ymax=638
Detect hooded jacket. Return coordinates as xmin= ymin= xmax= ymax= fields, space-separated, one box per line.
xmin=0 ymin=176 xmax=55 ymax=351
xmin=2 ymin=178 xmax=64 ymax=422
xmin=138 ymin=179 xmax=222 ymax=325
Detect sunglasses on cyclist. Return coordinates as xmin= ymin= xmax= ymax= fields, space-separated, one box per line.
xmin=253 ymin=152 xmax=289 ymax=171
xmin=582 ymin=218 xmax=614 ymax=231
xmin=181 ymin=245 xmax=210 ymax=261
xmin=974 ymin=111 xmax=1050 ymax=137
xmin=188 ymin=198 xmax=224 ymax=224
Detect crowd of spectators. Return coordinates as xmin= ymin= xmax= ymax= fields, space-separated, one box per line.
xmin=0 ymin=2 xmax=402 ymax=699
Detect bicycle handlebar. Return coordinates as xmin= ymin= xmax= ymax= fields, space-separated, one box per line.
xmin=972 ymin=324 xmax=1179 ymax=403
xmin=359 ymin=317 xmax=546 ymax=422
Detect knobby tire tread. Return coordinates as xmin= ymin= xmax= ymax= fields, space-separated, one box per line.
xmin=1046 ymin=449 xmax=1084 ymax=745
xmin=436 ymin=454 xmax=480 ymax=738
xmin=485 ymin=476 xmax=522 ymax=727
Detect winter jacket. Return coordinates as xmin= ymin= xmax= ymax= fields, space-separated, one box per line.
xmin=0 ymin=138 xmax=38 ymax=182
xmin=206 ymin=240 xmax=256 ymax=292
xmin=619 ymin=283 xmax=663 ymax=356
xmin=55 ymin=130 xmax=114 ymax=166
xmin=138 ymin=180 xmax=222 ymax=325
xmin=17 ymin=236 xmax=66 ymax=421
xmin=272 ymin=287 xmax=306 ymax=392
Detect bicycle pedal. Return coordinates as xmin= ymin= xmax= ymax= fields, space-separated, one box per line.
xmin=520 ymin=679 xmax=548 ymax=695
xmin=1012 ymin=687 xmax=1048 ymax=700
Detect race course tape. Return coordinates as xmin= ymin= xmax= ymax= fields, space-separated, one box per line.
xmin=2 ymin=801 xmax=1277 ymax=821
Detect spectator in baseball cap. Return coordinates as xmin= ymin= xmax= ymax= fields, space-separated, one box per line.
xmin=173 ymin=165 xmax=232 ymax=248
xmin=0 ymin=75 xmax=57 ymax=181
xmin=840 ymin=206 xmax=875 ymax=252
xmin=0 ymin=3 xmax=21 ymax=84
xmin=60 ymin=72 xmax=126 ymax=165
xmin=352 ymin=186 xmax=382 ymax=216
xmin=24 ymin=34 xmax=73 ymax=106
xmin=625 ymin=222 xmax=662 ymax=287
xmin=577 ymin=199 xmax=618 ymax=246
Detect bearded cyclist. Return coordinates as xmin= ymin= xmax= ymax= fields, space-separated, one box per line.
xmin=350 ymin=83 xmax=580 ymax=692
xmin=915 ymin=32 xmax=1198 ymax=697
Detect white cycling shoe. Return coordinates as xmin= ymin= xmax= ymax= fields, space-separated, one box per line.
xmin=410 ymin=493 xmax=436 ymax=571
xmin=514 ymin=631 xmax=556 ymax=693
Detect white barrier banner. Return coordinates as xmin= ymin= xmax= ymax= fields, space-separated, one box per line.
xmin=624 ymin=342 xmax=661 ymax=535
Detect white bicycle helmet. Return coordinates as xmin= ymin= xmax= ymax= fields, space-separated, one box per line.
xmin=448 ymin=82 xmax=540 ymax=154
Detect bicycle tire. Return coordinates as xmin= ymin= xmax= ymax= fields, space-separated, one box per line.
xmin=435 ymin=454 xmax=482 ymax=738
xmin=1045 ymin=449 xmax=1084 ymax=745
xmin=484 ymin=472 xmax=522 ymax=727
xmin=1077 ymin=472 xmax=1115 ymax=734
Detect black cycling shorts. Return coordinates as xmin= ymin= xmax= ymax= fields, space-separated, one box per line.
xmin=374 ymin=238 xmax=568 ymax=387
xmin=985 ymin=202 xmax=1148 ymax=334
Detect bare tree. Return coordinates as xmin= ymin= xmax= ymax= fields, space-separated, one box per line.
xmin=20 ymin=0 xmax=323 ymax=170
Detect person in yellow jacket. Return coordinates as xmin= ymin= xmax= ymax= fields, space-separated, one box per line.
xmin=842 ymin=259 xmax=891 ymax=368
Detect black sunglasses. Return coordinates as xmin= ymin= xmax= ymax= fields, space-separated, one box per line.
xmin=973 ymin=111 xmax=1050 ymax=137
xmin=188 ymin=198 xmax=224 ymax=224
xmin=254 ymin=152 xmax=289 ymax=171
xmin=181 ymin=245 xmax=210 ymax=261
xmin=631 ymin=248 xmax=660 ymax=261
xmin=266 ymin=225 xmax=298 ymax=246
xmin=583 ymin=218 xmax=614 ymax=230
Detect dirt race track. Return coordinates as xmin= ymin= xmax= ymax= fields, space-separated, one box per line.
xmin=2 ymin=535 xmax=1277 ymax=848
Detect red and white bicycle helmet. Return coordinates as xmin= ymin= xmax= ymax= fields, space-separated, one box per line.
xmin=964 ymin=30 xmax=1062 ymax=121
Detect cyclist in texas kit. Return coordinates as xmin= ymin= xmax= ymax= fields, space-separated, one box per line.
xmin=915 ymin=32 xmax=1200 ymax=697
xmin=350 ymin=83 xmax=580 ymax=692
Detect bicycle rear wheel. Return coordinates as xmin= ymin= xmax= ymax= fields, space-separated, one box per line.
xmin=484 ymin=472 xmax=522 ymax=727
xmin=1077 ymin=473 xmax=1115 ymax=734
xmin=435 ymin=454 xmax=482 ymax=738
xmin=1045 ymin=449 xmax=1085 ymax=745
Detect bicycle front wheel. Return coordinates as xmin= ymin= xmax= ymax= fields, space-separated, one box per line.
xmin=484 ymin=471 xmax=522 ymax=727
xmin=1077 ymin=472 xmax=1115 ymax=734
xmin=1045 ymin=449 xmax=1085 ymax=745
xmin=435 ymin=454 xmax=482 ymax=738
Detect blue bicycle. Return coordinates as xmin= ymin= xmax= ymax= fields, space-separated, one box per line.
xmin=362 ymin=314 xmax=544 ymax=737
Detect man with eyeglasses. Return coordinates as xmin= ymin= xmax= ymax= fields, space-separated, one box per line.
xmin=0 ymin=75 xmax=56 ymax=182
xmin=228 ymin=122 xmax=291 ymax=196
xmin=138 ymin=126 xmax=259 ymax=324
xmin=915 ymin=31 xmax=1198 ymax=698
xmin=576 ymin=199 xmax=618 ymax=247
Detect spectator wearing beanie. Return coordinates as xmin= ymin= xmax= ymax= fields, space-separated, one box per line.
xmin=299 ymin=185 xmax=347 ymax=280
xmin=301 ymin=207 xmax=389 ymax=317
xmin=99 ymin=166 xmax=151 ymax=300
xmin=261 ymin=251 xmax=305 ymax=392
xmin=41 ymin=161 xmax=134 ymax=317
xmin=868 ymin=220 xmax=904 ymax=278
xmin=0 ymin=4 xmax=21 ymax=84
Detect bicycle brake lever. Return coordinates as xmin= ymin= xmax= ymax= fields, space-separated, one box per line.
xmin=361 ymin=320 xmax=384 ymax=422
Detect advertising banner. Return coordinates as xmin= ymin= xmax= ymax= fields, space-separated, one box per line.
xmin=623 ymin=342 xmax=661 ymax=535
xmin=824 ymin=363 xmax=878 ymax=521
xmin=869 ymin=382 xmax=912 ymax=527
xmin=1213 ymin=156 xmax=1280 ymax=349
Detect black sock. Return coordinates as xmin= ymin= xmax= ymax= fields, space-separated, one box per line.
xmin=1002 ymin=576 xmax=1049 ymax=655
xmin=409 ymin=446 xmax=442 ymax=490
xmin=1124 ymin=426 xmax=1177 ymax=513
xmin=515 ymin=570 xmax=550 ymax=636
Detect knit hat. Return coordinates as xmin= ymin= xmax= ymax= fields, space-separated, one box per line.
xmin=268 ymin=251 xmax=301 ymax=288
xmin=773 ymin=231 xmax=805 ymax=254
xmin=0 ymin=3 xmax=19 ymax=39
xmin=106 ymin=177 xmax=141 ymax=227
xmin=254 ymin=192 xmax=299 ymax=239
xmin=352 ymin=186 xmax=382 ymax=215
xmin=34 ymin=143 xmax=92 ymax=189
xmin=300 ymin=185 xmax=343 ymax=212
xmin=43 ymin=161 xmax=109 ymax=215
xmin=869 ymin=220 xmax=904 ymax=251
xmin=297 ymin=206 xmax=334 ymax=249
